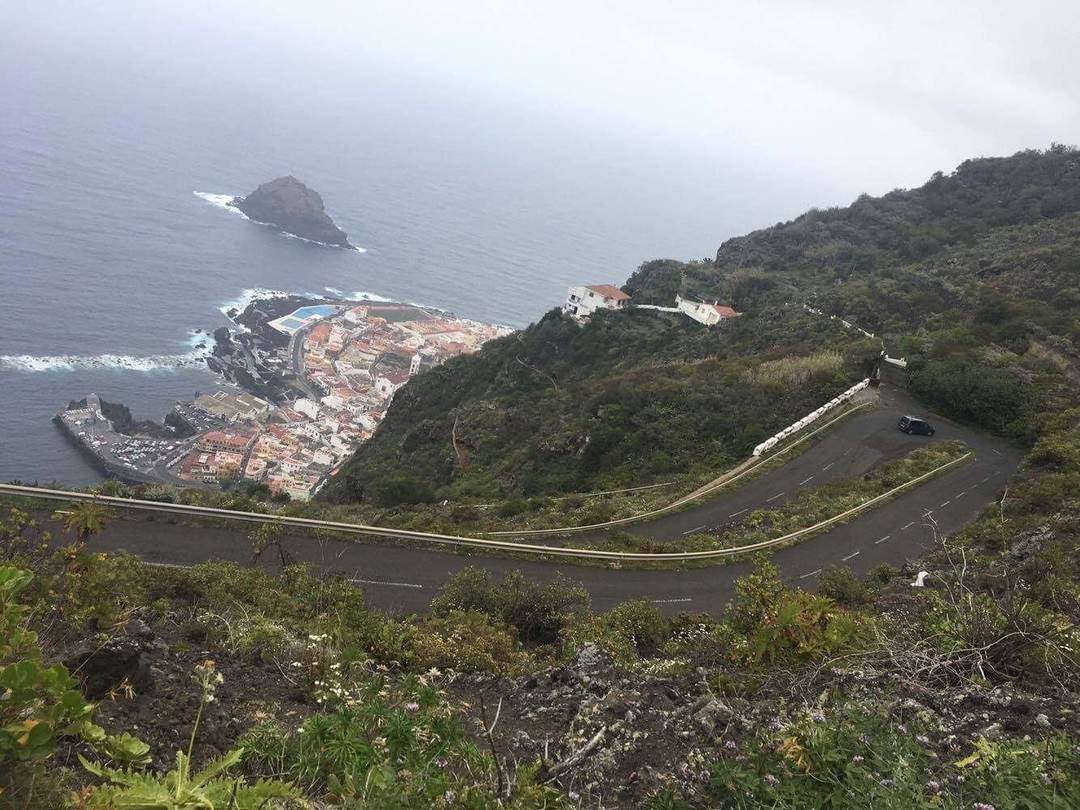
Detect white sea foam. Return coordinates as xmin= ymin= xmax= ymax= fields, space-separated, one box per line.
xmin=1 ymin=342 xmax=214 ymax=374
xmin=345 ymin=290 xmax=395 ymax=303
xmin=217 ymin=288 xmax=294 ymax=323
xmin=194 ymin=191 xmax=366 ymax=252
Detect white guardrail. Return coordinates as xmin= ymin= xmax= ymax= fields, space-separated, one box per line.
xmin=753 ymin=379 xmax=870 ymax=457
xmin=0 ymin=452 xmax=970 ymax=563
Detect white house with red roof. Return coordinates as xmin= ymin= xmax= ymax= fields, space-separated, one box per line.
xmin=564 ymin=284 xmax=632 ymax=318
xmin=675 ymin=295 xmax=739 ymax=326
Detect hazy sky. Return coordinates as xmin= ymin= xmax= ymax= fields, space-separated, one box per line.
xmin=8 ymin=0 xmax=1080 ymax=207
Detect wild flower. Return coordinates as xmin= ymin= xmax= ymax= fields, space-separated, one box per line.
xmin=764 ymin=773 xmax=780 ymax=787
xmin=435 ymin=757 xmax=448 ymax=768
xmin=916 ymin=735 xmax=931 ymax=745
xmin=973 ymin=804 xmax=997 ymax=810
xmin=443 ymin=790 xmax=456 ymax=804
xmin=724 ymin=740 xmax=738 ymax=750
xmin=926 ymin=780 xmax=940 ymax=791
xmin=568 ymin=790 xmax=580 ymax=801
xmin=406 ymin=701 xmax=420 ymax=713
xmin=767 ymin=718 xmax=782 ymax=732
xmin=851 ymin=755 xmax=864 ymax=764
xmin=831 ymin=667 xmax=844 ymax=676
xmin=811 ymin=709 xmax=826 ymax=723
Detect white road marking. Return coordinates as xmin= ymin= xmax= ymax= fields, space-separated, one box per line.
xmin=940 ymin=500 xmax=952 ymax=507
xmin=901 ymin=522 xmax=914 ymax=530
xmin=798 ymin=476 xmax=815 ymax=486
xmin=349 ymin=578 xmax=424 ymax=589
xmin=980 ymin=477 xmax=989 ymax=484
xmin=652 ymin=598 xmax=693 ymax=604
xmin=729 ymin=508 xmax=748 ymax=518
xmin=875 ymin=535 xmax=891 ymax=544
xmin=682 ymin=525 xmax=707 ymax=536
xmin=955 ymin=491 xmax=966 ymax=499
xmin=841 ymin=551 xmax=860 ymax=562
xmin=842 ymin=448 xmax=852 ymax=456
xmin=822 ymin=462 xmax=835 ymax=471
xmin=799 ymin=569 xmax=822 ymax=579
xmin=992 ymin=449 xmax=1003 ymax=456
xmin=766 ymin=492 xmax=785 ymax=502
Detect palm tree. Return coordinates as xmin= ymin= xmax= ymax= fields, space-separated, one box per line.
xmin=62 ymin=498 xmax=110 ymax=542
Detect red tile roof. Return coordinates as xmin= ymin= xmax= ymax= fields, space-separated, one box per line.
xmin=585 ymin=284 xmax=631 ymax=301
xmin=711 ymin=305 xmax=738 ymax=318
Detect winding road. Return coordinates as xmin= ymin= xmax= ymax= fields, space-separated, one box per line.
xmin=39 ymin=384 xmax=1020 ymax=616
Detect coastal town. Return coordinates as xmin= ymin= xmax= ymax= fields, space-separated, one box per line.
xmin=56 ymin=297 xmax=510 ymax=500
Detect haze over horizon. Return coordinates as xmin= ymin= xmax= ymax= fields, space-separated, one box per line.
xmin=6 ymin=0 xmax=1080 ymax=238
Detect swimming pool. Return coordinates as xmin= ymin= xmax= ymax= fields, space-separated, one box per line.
xmin=278 ymin=317 xmax=307 ymax=330
xmin=291 ymin=305 xmax=337 ymax=319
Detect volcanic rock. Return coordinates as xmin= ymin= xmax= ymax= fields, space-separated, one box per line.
xmin=229 ymin=176 xmax=354 ymax=248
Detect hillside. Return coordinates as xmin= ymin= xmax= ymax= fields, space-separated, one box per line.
xmin=6 ymin=147 xmax=1080 ymax=809
xmin=325 ymin=146 xmax=1080 ymax=508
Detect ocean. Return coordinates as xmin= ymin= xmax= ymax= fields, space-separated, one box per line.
xmin=0 ymin=39 xmax=792 ymax=486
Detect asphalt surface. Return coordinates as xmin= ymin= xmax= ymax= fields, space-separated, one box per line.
xmin=83 ymin=383 xmax=1021 ymax=616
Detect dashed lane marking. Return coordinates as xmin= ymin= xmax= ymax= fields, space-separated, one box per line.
xmin=901 ymin=522 xmax=914 ymax=530
xmin=349 ymin=578 xmax=424 ymax=589
xmin=766 ymin=492 xmax=785 ymax=502
xmin=955 ymin=491 xmax=966 ymax=499
xmin=940 ymin=500 xmax=952 ymax=507
xmin=798 ymin=569 xmax=822 ymax=580
xmin=682 ymin=525 xmax=707 ymax=536
xmin=875 ymin=535 xmax=891 ymax=545
xmin=980 ymin=477 xmax=989 ymax=484
xmin=841 ymin=551 xmax=860 ymax=562
xmin=652 ymin=598 xmax=693 ymax=604
xmin=798 ymin=476 xmax=814 ymax=486
xmin=729 ymin=508 xmax=748 ymax=518
xmin=822 ymin=462 xmax=835 ymax=471
xmin=992 ymin=449 xmax=1003 ymax=456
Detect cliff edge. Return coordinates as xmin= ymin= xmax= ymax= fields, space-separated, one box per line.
xmin=229 ymin=176 xmax=354 ymax=248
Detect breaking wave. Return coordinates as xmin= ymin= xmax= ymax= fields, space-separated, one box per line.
xmin=1 ymin=332 xmax=213 ymax=373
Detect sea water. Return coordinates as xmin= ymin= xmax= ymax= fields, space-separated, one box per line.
xmin=0 ymin=37 xmax=784 ymax=485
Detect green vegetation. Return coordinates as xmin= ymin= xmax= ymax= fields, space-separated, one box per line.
xmin=321 ymin=306 xmax=877 ymax=506
xmin=5 ymin=146 xmax=1080 ymax=807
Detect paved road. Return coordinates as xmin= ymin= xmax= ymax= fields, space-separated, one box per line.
xmin=83 ymin=383 xmax=1021 ymax=616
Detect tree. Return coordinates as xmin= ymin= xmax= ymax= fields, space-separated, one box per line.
xmin=61 ymin=499 xmax=110 ymax=542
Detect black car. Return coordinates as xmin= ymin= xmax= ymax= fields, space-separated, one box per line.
xmin=898 ymin=415 xmax=935 ymax=436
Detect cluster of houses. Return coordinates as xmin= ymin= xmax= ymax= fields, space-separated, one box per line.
xmin=173 ymin=303 xmax=509 ymax=500
xmin=563 ymin=285 xmax=738 ymax=326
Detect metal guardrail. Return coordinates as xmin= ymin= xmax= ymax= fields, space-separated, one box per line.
xmin=0 ymin=451 xmax=970 ymax=563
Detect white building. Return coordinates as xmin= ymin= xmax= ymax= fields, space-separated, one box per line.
xmin=293 ymin=397 xmax=321 ymax=420
xmin=564 ymin=284 xmax=631 ymax=318
xmin=675 ymin=295 xmax=738 ymax=326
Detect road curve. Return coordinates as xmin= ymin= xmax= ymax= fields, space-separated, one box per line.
xmin=69 ymin=383 xmax=1020 ymax=616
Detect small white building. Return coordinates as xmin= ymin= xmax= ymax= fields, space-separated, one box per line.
xmin=375 ymin=368 xmax=411 ymax=398
xmin=675 ymin=295 xmax=738 ymax=326
xmin=564 ymin=284 xmax=631 ymax=318
xmin=293 ymin=397 xmax=321 ymax=420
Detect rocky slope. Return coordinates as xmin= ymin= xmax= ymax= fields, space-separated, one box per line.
xmin=229 ymin=175 xmax=354 ymax=248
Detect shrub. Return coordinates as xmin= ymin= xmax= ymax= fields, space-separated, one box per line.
xmin=0 ymin=566 xmax=107 ymax=802
xmin=814 ymin=566 xmax=870 ymax=606
xmin=432 ymin=568 xmax=591 ymax=645
xmin=408 ymin=610 xmax=530 ymax=674
xmin=601 ymin=600 xmax=670 ymax=659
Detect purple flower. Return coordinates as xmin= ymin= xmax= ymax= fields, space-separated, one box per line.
xmin=405 ymin=701 xmax=420 ymax=713
xmin=764 ymin=773 xmax=780 ymax=787
xmin=916 ymin=735 xmax=931 ymax=745
xmin=435 ymin=757 xmax=448 ymax=768
xmin=852 ymin=755 xmax=864 ymax=764
xmin=443 ymin=790 xmax=456 ymax=804
xmin=568 ymin=790 xmax=580 ymax=802
xmin=897 ymin=724 xmax=908 ymax=733
xmin=831 ymin=667 xmax=844 ymax=676
xmin=725 ymin=740 xmax=738 ymax=750
xmin=811 ymin=709 xmax=826 ymax=723
xmin=767 ymin=718 xmax=782 ymax=732
xmin=926 ymin=780 xmax=940 ymax=791
xmin=973 ymin=804 xmax=997 ymax=810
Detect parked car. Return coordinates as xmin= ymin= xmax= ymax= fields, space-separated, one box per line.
xmin=898 ymin=415 xmax=935 ymax=436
